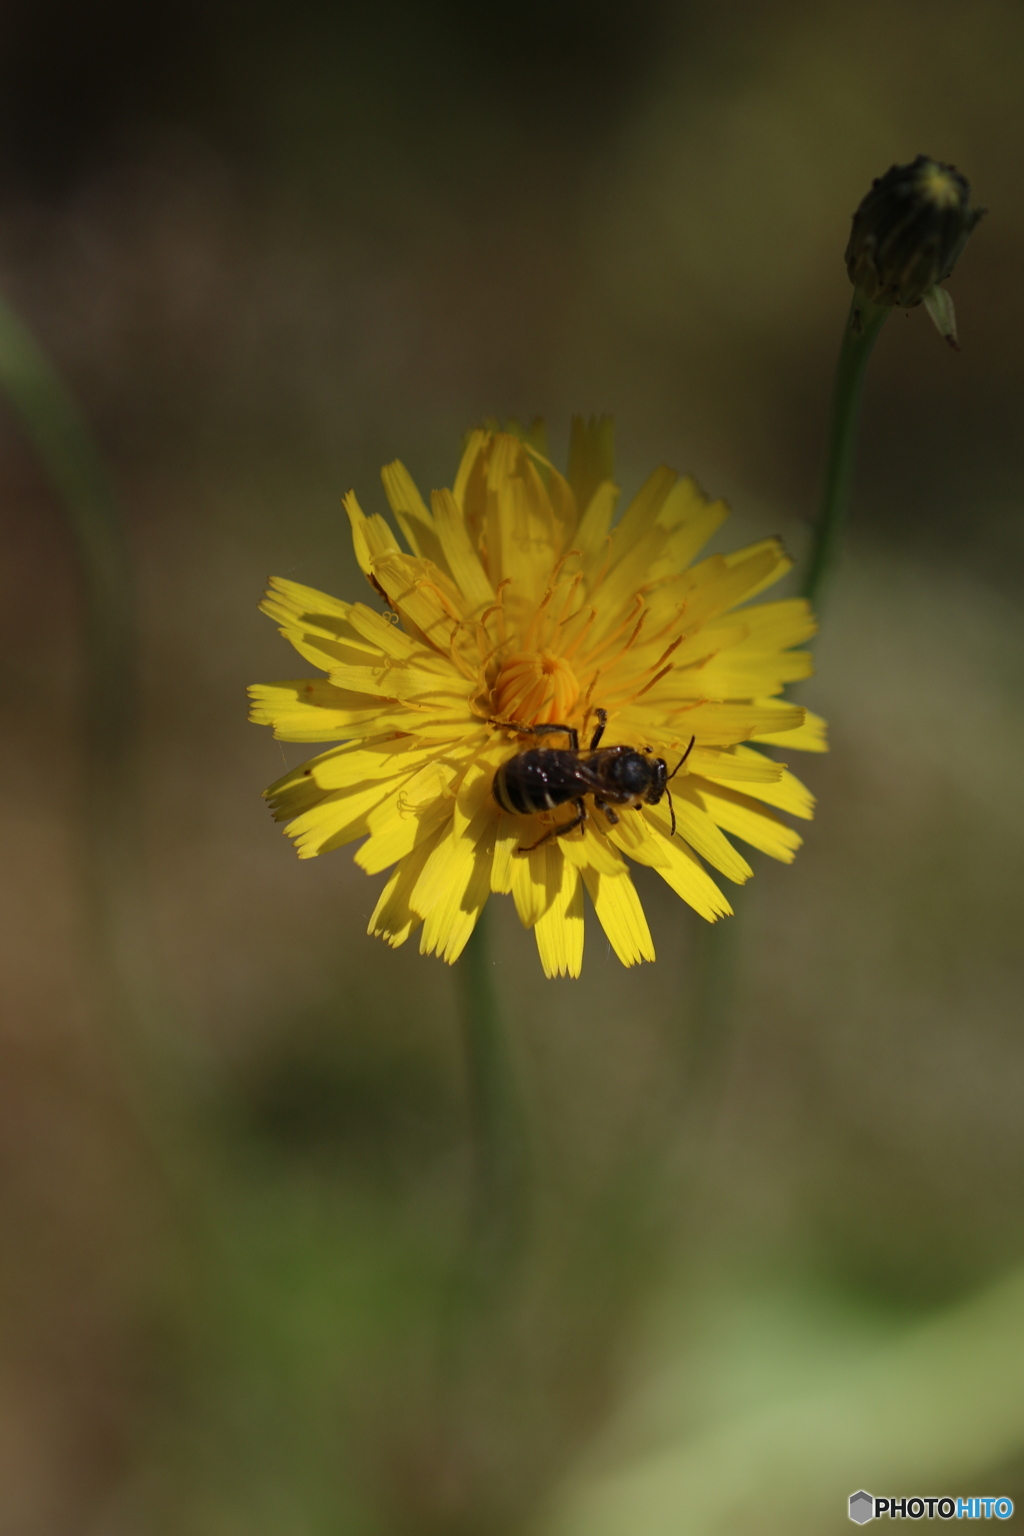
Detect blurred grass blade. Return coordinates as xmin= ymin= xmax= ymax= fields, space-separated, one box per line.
xmin=541 ymin=1263 xmax=1024 ymax=1536
xmin=0 ymin=291 xmax=145 ymax=1026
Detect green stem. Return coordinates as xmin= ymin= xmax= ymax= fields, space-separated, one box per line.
xmin=0 ymin=293 xmax=152 ymax=1037
xmin=801 ymin=294 xmax=889 ymax=610
xmin=457 ymin=907 xmax=529 ymax=1273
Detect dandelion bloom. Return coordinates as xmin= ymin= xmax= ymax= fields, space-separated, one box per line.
xmin=249 ymin=421 xmax=825 ymax=976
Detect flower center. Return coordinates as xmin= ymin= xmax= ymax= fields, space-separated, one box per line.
xmin=491 ymin=650 xmax=580 ymax=726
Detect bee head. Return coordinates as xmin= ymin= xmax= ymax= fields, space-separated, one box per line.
xmin=604 ymin=750 xmax=663 ymax=800
xmin=642 ymin=755 xmax=669 ymax=805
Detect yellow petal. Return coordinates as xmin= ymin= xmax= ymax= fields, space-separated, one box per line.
xmin=534 ymin=857 xmax=584 ymax=978
xmin=573 ymin=479 xmax=619 ymax=565
xmin=452 ymin=428 xmax=489 ymax=511
xmin=490 ymin=812 xmax=522 ymax=894
xmin=416 ymin=811 xmax=495 ymax=963
xmin=269 ymin=627 xmax=375 ymax=675
xmin=581 ymin=864 xmax=655 ymax=966
xmin=606 ymin=805 xmax=672 ymax=866
xmin=724 ymin=747 xmax=816 ymax=818
xmin=354 ymin=755 xmax=465 ymax=873
xmin=694 ymin=781 xmax=803 ymax=863
xmin=266 ymin=737 xmax=441 ymax=850
xmin=368 ymin=827 xmax=445 ymax=948
xmin=677 ymin=543 xmax=789 ymax=628
xmin=567 ymin=413 xmax=615 ymax=518
xmin=281 ymin=780 xmax=400 ymax=859
xmin=354 ymin=796 xmax=455 ymax=875
xmin=343 ymin=602 xmax=424 ymax=660
xmin=309 ymin=737 xmax=455 ymax=791
xmin=606 ymin=464 xmax=677 ymax=559
xmin=327 ymin=660 xmax=470 ymax=706
xmin=732 ymin=597 xmax=817 ymax=649
xmin=656 ymin=700 xmax=807 ymax=747
xmin=649 ymin=482 xmax=729 ymax=576
xmin=523 ymin=444 xmax=578 ymax=548
xmin=722 ymin=536 xmax=794 ymax=598
xmin=264 ymin=736 xmax=398 ymax=807
xmin=750 ymin=701 xmax=829 ymax=751
xmin=642 ymin=830 xmax=733 ymax=922
xmin=695 ymin=647 xmax=814 ymax=698
xmin=560 ymin=822 xmax=626 ymax=877
xmin=260 ymin=578 xmax=384 ymax=671
xmin=380 ymin=459 xmax=450 ymax=572
xmin=430 ymin=487 xmax=495 ymax=611
xmin=453 ymin=749 xmax=504 ymax=834
xmin=685 ymin=746 xmax=784 ymax=784
xmin=260 ymin=575 xmax=355 ymax=628
xmin=247 ymin=679 xmax=391 ymax=741
xmin=648 ymin=789 xmax=752 ymax=884
xmin=362 ymin=551 xmax=471 ymax=659
xmin=343 ymin=490 xmax=402 ymax=575
xmin=513 ymin=463 xmax=566 ymax=605
xmin=511 ymin=838 xmax=564 ymax=928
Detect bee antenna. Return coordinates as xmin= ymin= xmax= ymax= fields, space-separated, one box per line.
xmin=666 ymin=785 xmax=677 ymax=838
xmin=666 ymin=734 xmax=696 ymax=783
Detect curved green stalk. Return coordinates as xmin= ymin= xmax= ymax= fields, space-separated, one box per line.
xmin=682 ymin=296 xmax=889 ymax=1097
xmin=801 ymin=295 xmax=889 ymax=610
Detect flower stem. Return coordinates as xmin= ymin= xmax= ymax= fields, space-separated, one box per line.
xmin=801 ymin=295 xmax=889 ymax=610
xmin=457 ymin=907 xmax=529 ymax=1274
xmin=679 ymin=299 xmax=889 ymax=1111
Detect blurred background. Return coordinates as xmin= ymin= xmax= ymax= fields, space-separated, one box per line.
xmin=3 ymin=0 xmax=1024 ymax=1531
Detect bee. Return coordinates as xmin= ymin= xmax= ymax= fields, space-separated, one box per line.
xmin=490 ymin=707 xmax=694 ymax=851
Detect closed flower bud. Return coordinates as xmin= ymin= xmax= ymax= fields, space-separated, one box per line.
xmin=845 ymin=156 xmax=984 ymax=344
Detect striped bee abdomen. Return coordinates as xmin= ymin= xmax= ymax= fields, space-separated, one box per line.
xmin=492 ymin=749 xmax=586 ymax=816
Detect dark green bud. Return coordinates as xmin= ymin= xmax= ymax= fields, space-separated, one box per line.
xmin=845 ymin=156 xmax=984 ymax=344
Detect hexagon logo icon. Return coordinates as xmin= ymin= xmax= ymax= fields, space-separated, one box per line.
xmin=849 ymin=1491 xmax=874 ymax=1524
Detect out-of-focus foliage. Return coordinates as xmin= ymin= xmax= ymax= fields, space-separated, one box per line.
xmin=2 ymin=1 xmax=1024 ymax=1531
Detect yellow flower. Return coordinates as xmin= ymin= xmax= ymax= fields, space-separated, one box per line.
xmin=249 ymin=420 xmax=826 ymax=977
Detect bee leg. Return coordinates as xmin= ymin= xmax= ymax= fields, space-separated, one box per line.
xmin=594 ymin=798 xmax=619 ymax=826
xmin=488 ymin=716 xmax=527 ymax=733
xmin=520 ymin=798 xmax=587 ymax=852
xmin=489 ymin=718 xmax=579 ymax=751
xmin=527 ymin=721 xmax=579 ymax=751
